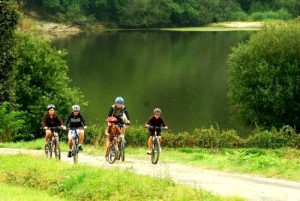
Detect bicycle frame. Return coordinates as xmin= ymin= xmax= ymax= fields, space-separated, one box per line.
xmin=44 ymin=127 xmax=61 ymax=160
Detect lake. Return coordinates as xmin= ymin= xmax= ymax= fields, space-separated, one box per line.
xmin=53 ymin=30 xmax=253 ymax=133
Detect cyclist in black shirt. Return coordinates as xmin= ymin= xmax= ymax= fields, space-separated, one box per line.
xmin=65 ymin=105 xmax=86 ymax=157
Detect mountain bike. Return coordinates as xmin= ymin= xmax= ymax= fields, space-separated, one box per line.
xmin=107 ymin=123 xmax=129 ymax=164
xmin=68 ymin=127 xmax=85 ymax=164
xmin=148 ymin=126 xmax=166 ymax=164
xmin=44 ymin=127 xmax=61 ymax=160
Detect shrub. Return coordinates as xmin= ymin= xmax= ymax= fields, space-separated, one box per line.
xmin=245 ymin=126 xmax=299 ymax=148
xmin=0 ymin=102 xmax=26 ymax=142
xmin=228 ymin=21 xmax=300 ymax=129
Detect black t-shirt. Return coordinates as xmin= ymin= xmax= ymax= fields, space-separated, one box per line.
xmin=65 ymin=113 xmax=85 ymax=128
xmin=146 ymin=116 xmax=167 ymax=127
xmin=42 ymin=114 xmax=63 ymax=127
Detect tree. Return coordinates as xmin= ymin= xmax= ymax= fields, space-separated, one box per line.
xmin=0 ymin=0 xmax=19 ymax=104
xmin=14 ymin=34 xmax=85 ymax=135
xmin=228 ymin=21 xmax=300 ymax=129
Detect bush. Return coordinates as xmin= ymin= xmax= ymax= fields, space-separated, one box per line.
xmin=193 ymin=127 xmax=243 ymax=148
xmin=245 ymin=126 xmax=299 ymax=148
xmin=228 ymin=21 xmax=300 ymax=129
xmin=250 ymin=9 xmax=292 ymax=21
xmin=0 ymin=102 xmax=26 ymax=142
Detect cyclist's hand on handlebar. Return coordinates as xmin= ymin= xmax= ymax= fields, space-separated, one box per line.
xmin=84 ymin=126 xmax=87 ymax=129
xmin=62 ymin=126 xmax=66 ymax=130
xmin=164 ymin=126 xmax=168 ymax=129
xmin=145 ymin=124 xmax=150 ymax=128
xmin=43 ymin=127 xmax=48 ymax=130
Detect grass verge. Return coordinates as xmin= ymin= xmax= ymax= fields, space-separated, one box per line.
xmin=1 ymin=139 xmax=299 ymax=180
xmin=0 ymin=182 xmax=66 ymax=201
xmin=0 ymin=154 xmax=243 ymax=201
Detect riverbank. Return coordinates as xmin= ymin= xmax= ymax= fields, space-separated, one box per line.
xmin=19 ymin=15 xmax=263 ymax=38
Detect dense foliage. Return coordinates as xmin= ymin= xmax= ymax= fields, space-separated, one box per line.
xmin=0 ymin=1 xmax=85 ymax=141
xmin=21 ymin=0 xmax=299 ymax=28
xmin=0 ymin=0 xmax=19 ymax=103
xmin=84 ymin=125 xmax=300 ymax=149
xmin=228 ymin=21 xmax=300 ymax=130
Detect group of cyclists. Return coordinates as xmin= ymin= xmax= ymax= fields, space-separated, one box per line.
xmin=42 ymin=96 xmax=168 ymax=160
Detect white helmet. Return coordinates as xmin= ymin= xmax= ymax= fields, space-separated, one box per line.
xmin=72 ymin=105 xmax=80 ymax=111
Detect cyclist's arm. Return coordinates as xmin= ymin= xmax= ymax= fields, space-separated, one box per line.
xmin=145 ymin=117 xmax=152 ymax=128
xmin=64 ymin=115 xmax=71 ymax=127
xmin=124 ymin=107 xmax=130 ymax=121
xmin=161 ymin=118 xmax=167 ymax=128
xmin=57 ymin=115 xmax=64 ymax=126
xmin=108 ymin=106 xmax=114 ymax=117
xmin=41 ymin=115 xmax=47 ymax=128
xmin=80 ymin=114 xmax=86 ymax=127
xmin=105 ymin=127 xmax=110 ymax=136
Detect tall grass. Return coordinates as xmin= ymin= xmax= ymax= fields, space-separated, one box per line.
xmin=0 ymin=154 xmax=243 ymax=201
xmin=0 ymin=182 xmax=66 ymax=201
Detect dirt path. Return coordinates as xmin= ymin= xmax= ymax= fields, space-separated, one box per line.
xmin=0 ymin=148 xmax=299 ymax=201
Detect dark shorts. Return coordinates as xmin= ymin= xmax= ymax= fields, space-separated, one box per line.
xmin=148 ymin=128 xmax=161 ymax=137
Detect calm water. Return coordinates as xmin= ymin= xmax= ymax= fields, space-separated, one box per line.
xmin=53 ymin=31 xmax=252 ymax=132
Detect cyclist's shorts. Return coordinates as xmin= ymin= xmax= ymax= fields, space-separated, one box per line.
xmin=148 ymin=128 xmax=161 ymax=137
xmin=68 ymin=129 xmax=83 ymax=140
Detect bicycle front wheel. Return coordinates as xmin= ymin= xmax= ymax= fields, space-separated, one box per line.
xmin=72 ymin=144 xmax=78 ymax=164
xmin=108 ymin=146 xmax=117 ymax=164
xmin=151 ymin=140 xmax=160 ymax=164
xmin=54 ymin=140 xmax=61 ymax=160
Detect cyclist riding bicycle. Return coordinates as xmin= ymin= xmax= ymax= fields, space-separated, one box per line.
xmin=105 ymin=116 xmax=121 ymax=161
xmin=108 ymin=97 xmax=130 ymax=141
xmin=42 ymin=104 xmax=64 ymax=146
xmin=145 ymin=108 xmax=168 ymax=154
xmin=65 ymin=105 xmax=86 ymax=158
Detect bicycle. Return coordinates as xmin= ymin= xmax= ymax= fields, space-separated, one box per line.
xmin=44 ymin=127 xmax=61 ymax=160
xmin=107 ymin=123 xmax=129 ymax=164
xmin=68 ymin=127 xmax=85 ymax=164
xmin=148 ymin=126 xmax=166 ymax=164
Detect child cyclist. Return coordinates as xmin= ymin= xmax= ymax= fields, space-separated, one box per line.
xmin=65 ymin=105 xmax=86 ymax=157
xmin=104 ymin=116 xmax=121 ymax=161
xmin=42 ymin=104 xmax=64 ymax=146
xmin=145 ymin=108 xmax=168 ymax=154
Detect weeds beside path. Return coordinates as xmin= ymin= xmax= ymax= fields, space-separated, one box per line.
xmin=0 ymin=148 xmax=299 ymax=201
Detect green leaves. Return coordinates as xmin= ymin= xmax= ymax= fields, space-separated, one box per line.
xmin=228 ymin=21 xmax=300 ymax=129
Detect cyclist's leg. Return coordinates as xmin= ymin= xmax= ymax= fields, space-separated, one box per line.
xmin=147 ymin=129 xmax=154 ymax=153
xmin=45 ymin=129 xmax=52 ymax=145
xmin=67 ymin=130 xmax=73 ymax=157
xmin=105 ymin=136 xmax=111 ymax=157
xmin=78 ymin=129 xmax=84 ymax=144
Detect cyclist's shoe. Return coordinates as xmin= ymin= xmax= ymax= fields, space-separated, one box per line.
xmin=159 ymin=147 xmax=162 ymax=152
xmin=67 ymin=151 xmax=72 ymax=158
xmin=78 ymin=145 xmax=83 ymax=151
xmin=147 ymin=150 xmax=151 ymax=155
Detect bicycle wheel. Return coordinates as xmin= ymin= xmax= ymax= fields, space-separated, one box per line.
xmin=72 ymin=143 xmax=78 ymax=164
xmin=54 ymin=140 xmax=61 ymax=160
xmin=151 ymin=140 xmax=160 ymax=164
xmin=108 ymin=145 xmax=117 ymax=164
xmin=44 ymin=143 xmax=50 ymax=158
xmin=120 ymin=140 xmax=125 ymax=162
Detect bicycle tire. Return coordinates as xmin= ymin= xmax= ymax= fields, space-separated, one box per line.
xmin=151 ymin=140 xmax=160 ymax=164
xmin=108 ymin=146 xmax=117 ymax=164
xmin=54 ymin=140 xmax=61 ymax=160
xmin=120 ymin=140 xmax=125 ymax=162
xmin=72 ymin=143 xmax=78 ymax=164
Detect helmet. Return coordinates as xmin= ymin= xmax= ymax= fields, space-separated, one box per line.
xmin=153 ymin=108 xmax=161 ymax=114
xmin=47 ymin=104 xmax=55 ymax=110
xmin=72 ymin=105 xmax=80 ymax=111
xmin=115 ymin=97 xmax=124 ymax=104
xmin=106 ymin=116 xmax=118 ymax=123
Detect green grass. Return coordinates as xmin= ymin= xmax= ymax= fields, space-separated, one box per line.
xmin=1 ymin=139 xmax=299 ymax=180
xmin=0 ymin=154 xmax=243 ymax=201
xmin=0 ymin=182 xmax=66 ymax=201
